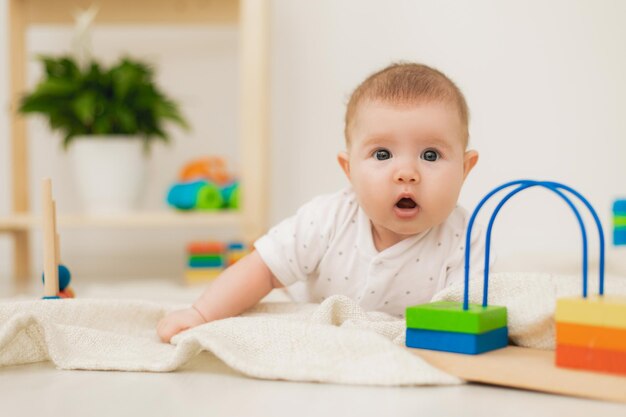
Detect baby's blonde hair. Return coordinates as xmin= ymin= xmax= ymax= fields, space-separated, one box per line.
xmin=344 ymin=62 xmax=469 ymax=147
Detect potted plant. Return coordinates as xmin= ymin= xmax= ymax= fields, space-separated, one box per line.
xmin=19 ymin=55 xmax=189 ymax=214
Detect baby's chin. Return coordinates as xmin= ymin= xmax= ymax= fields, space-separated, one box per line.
xmin=384 ymin=221 xmax=433 ymax=238
xmin=395 ymin=226 xmax=431 ymax=237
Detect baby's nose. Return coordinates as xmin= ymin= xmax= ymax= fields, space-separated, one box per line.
xmin=394 ymin=169 xmax=419 ymax=183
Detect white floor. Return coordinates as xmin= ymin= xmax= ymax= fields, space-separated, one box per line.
xmin=2 ymin=357 xmax=625 ymax=417
xmin=1 ymin=279 xmax=625 ymax=417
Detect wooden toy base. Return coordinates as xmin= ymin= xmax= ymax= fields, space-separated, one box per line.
xmin=407 ymin=345 xmax=626 ymax=403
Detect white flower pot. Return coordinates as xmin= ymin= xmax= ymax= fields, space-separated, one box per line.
xmin=70 ymin=136 xmax=146 ymax=214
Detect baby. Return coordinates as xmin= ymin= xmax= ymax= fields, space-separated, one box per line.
xmin=158 ymin=62 xmax=488 ymax=343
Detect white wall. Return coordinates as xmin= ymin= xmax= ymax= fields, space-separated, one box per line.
xmin=2 ymin=0 xmax=626 ymax=286
xmin=269 ymin=0 xmax=626 ymax=277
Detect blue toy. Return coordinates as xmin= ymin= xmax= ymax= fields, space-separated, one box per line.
xmin=167 ymin=181 xmax=207 ymax=210
xmin=167 ymin=180 xmax=239 ymax=211
xmin=613 ymin=199 xmax=626 ymax=245
xmin=406 ymin=326 xmax=508 ymax=355
xmin=42 ymin=264 xmax=71 ymax=291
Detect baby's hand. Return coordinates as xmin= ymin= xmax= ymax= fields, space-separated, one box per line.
xmin=157 ymin=307 xmax=206 ymax=343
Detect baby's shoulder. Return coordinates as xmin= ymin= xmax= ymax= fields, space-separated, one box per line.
xmin=429 ymin=206 xmax=470 ymax=244
xmin=296 ymin=187 xmax=358 ymax=227
xmin=436 ymin=205 xmax=487 ymax=245
xmin=300 ymin=187 xmax=357 ymax=214
xmin=444 ymin=205 xmax=470 ymax=230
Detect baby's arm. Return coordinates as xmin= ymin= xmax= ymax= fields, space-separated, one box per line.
xmin=157 ymin=250 xmax=282 ymax=342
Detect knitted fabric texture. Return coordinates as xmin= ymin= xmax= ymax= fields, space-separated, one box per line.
xmin=1 ymin=272 xmax=624 ymax=385
xmin=0 ymin=293 xmax=457 ymax=386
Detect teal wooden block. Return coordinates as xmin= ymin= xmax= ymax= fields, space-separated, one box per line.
xmin=614 ymin=228 xmax=626 ymax=246
xmin=406 ymin=301 xmax=507 ymax=334
xmin=406 ymin=326 xmax=509 ymax=354
xmin=613 ymin=199 xmax=626 ymax=215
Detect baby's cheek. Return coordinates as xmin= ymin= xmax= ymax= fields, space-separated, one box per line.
xmin=430 ymin=190 xmax=458 ymax=217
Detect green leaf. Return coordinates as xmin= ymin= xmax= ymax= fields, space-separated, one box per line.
xmin=39 ymin=55 xmax=80 ymax=80
xmin=111 ymin=60 xmax=144 ymax=100
xmin=19 ymin=55 xmax=189 ymax=150
xmin=72 ymin=91 xmax=97 ymax=125
xmin=31 ymin=78 xmax=77 ymax=97
xmin=92 ymin=115 xmax=111 ymax=135
xmin=114 ymin=105 xmax=138 ymax=133
xmin=19 ymin=95 xmax=59 ymax=113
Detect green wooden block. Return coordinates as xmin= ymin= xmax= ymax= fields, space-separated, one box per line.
xmin=613 ymin=216 xmax=626 ymax=228
xmin=406 ymin=301 xmax=507 ymax=334
xmin=189 ymin=254 xmax=224 ymax=263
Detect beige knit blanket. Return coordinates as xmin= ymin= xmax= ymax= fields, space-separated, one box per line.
xmin=1 ymin=272 xmax=624 ymax=386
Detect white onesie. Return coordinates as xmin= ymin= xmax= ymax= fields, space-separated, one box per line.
xmin=254 ymin=187 xmax=491 ymax=317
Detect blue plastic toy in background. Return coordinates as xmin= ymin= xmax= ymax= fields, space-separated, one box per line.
xmin=220 ymin=182 xmax=240 ymax=209
xmin=166 ymin=180 xmax=239 ymax=211
xmin=613 ymin=199 xmax=626 ymax=245
xmin=167 ymin=156 xmax=240 ymax=211
xmin=167 ymin=181 xmax=207 ymax=210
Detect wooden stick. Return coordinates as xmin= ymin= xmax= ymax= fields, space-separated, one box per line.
xmin=42 ymin=178 xmax=58 ymax=298
xmin=53 ymin=202 xmax=60 ymax=265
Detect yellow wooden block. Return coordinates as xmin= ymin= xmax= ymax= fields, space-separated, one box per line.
xmin=556 ymin=295 xmax=626 ymax=329
xmin=184 ymin=268 xmax=222 ymax=284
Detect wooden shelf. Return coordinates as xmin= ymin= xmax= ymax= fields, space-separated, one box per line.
xmin=0 ymin=211 xmax=242 ymax=231
xmin=5 ymin=0 xmax=269 ymax=284
xmin=19 ymin=0 xmax=239 ymax=25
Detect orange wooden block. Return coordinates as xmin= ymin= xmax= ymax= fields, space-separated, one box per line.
xmin=179 ymin=157 xmax=231 ymax=185
xmin=186 ymin=241 xmax=226 ymax=254
xmin=556 ymin=322 xmax=626 ymax=351
xmin=556 ymin=344 xmax=626 ymax=376
xmin=58 ymin=288 xmax=75 ymax=299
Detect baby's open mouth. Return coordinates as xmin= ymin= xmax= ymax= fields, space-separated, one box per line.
xmin=396 ymin=197 xmax=417 ymax=209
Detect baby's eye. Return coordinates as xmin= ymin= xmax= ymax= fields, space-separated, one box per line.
xmin=421 ymin=149 xmax=440 ymax=162
xmin=373 ymin=149 xmax=392 ymax=160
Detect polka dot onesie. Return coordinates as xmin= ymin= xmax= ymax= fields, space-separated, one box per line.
xmin=254 ymin=187 xmax=491 ymax=317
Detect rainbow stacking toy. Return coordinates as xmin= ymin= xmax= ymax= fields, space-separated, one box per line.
xmin=406 ymin=179 xmax=621 ymax=359
xmin=405 ymin=300 xmax=507 ymax=354
xmin=556 ymin=296 xmax=626 ymax=375
xmin=185 ymin=241 xmax=226 ymax=284
xmin=184 ymin=240 xmax=248 ymax=285
xmin=554 ymin=200 xmax=626 ymax=375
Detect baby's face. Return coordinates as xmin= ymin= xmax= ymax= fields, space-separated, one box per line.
xmin=339 ymin=99 xmax=478 ymax=249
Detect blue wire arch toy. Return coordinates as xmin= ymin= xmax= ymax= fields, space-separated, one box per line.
xmin=405 ymin=179 xmax=605 ymax=355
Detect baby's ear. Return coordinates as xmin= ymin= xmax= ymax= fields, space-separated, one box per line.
xmin=337 ymin=151 xmax=351 ymax=180
xmin=462 ymin=150 xmax=479 ymax=180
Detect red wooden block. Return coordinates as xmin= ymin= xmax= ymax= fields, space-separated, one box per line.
xmin=186 ymin=241 xmax=226 ymax=254
xmin=556 ymin=344 xmax=626 ymax=376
